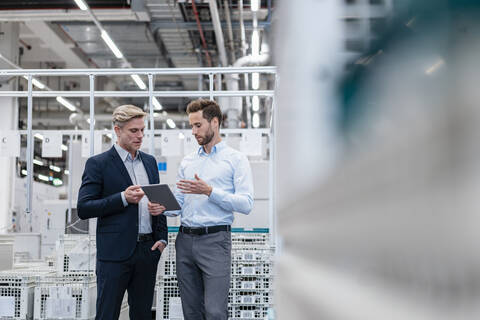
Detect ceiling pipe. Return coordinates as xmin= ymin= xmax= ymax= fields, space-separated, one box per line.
xmin=223 ymin=0 xmax=236 ymax=65
xmin=208 ymin=0 xmax=228 ymax=67
xmin=233 ymin=52 xmax=270 ymax=67
xmin=208 ymin=0 xmax=245 ymax=128
xmin=191 ymin=0 xmax=212 ymax=67
xmin=239 ymin=0 xmax=247 ymax=57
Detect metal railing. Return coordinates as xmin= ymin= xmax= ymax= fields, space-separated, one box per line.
xmin=0 ymin=66 xmax=277 ymax=245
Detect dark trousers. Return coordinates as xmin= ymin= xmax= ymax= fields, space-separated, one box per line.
xmin=175 ymin=231 xmax=231 ymax=320
xmin=96 ymin=240 xmax=161 ymax=320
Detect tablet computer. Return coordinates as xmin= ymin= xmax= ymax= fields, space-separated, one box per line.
xmin=141 ymin=184 xmax=181 ymax=211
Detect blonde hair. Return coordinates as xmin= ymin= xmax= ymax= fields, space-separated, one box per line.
xmin=112 ymin=104 xmax=147 ymax=127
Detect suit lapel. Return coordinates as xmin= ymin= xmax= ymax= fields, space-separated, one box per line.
xmin=109 ymin=146 xmax=133 ymax=186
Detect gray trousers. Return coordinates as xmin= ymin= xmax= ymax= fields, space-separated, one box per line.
xmin=175 ymin=230 xmax=231 ymax=320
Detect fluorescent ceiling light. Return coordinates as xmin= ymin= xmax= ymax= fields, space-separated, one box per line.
xmin=252 ymin=113 xmax=260 ymax=128
xmin=166 ymin=118 xmax=176 ymax=129
xmin=38 ymin=174 xmax=49 ymax=182
xmin=33 ymin=159 xmax=44 ymax=166
xmin=23 ymin=76 xmax=46 ymax=89
xmin=73 ymin=0 xmax=88 ymax=10
xmin=64 ymin=170 xmax=70 ymax=175
xmin=49 ymin=165 xmax=62 ymax=172
xmin=21 ymin=169 xmax=28 ymax=175
xmin=251 ymin=0 xmax=260 ymax=12
xmin=101 ymin=30 xmax=123 ymax=59
xmin=32 ymin=78 xmax=46 ymax=89
xmin=251 ymin=30 xmax=260 ymax=57
xmin=252 ymin=73 xmax=259 ymax=90
xmin=61 ymin=144 xmax=68 ymax=151
xmin=131 ymin=74 xmax=146 ymax=90
xmin=252 ymin=96 xmax=260 ymax=112
xmin=53 ymin=178 xmax=63 ymax=186
xmin=34 ymin=133 xmax=44 ymax=141
xmin=153 ymin=97 xmax=163 ymax=110
xmin=56 ymin=96 xmax=76 ymax=112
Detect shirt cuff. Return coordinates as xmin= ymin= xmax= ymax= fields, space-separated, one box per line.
xmin=120 ymin=192 xmax=128 ymax=207
xmin=163 ymin=209 xmax=180 ymax=217
xmin=209 ymin=187 xmax=226 ymax=204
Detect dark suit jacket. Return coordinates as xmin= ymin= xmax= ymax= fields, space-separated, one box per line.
xmin=77 ymin=146 xmax=168 ymax=261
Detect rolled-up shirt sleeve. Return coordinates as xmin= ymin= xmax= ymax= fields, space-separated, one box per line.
xmin=208 ymin=154 xmax=254 ymax=214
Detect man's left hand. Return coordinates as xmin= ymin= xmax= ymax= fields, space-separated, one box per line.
xmin=148 ymin=201 xmax=166 ymax=216
xmin=177 ymin=174 xmax=212 ymax=196
xmin=151 ymin=241 xmax=166 ymax=253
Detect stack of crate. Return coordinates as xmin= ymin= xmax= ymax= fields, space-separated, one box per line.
xmin=0 ymin=269 xmax=55 ymax=319
xmin=229 ymin=243 xmax=274 ymax=320
xmin=156 ymin=228 xmax=274 ymax=320
xmin=35 ymin=234 xmax=99 ymax=319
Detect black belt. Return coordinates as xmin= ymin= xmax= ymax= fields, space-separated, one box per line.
xmin=137 ymin=233 xmax=153 ymax=242
xmin=179 ymin=225 xmax=231 ymax=235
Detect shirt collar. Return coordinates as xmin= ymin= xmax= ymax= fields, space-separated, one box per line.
xmin=198 ymin=140 xmax=226 ymax=156
xmin=114 ymin=143 xmax=140 ymax=162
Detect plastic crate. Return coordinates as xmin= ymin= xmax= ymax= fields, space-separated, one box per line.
xmin=33 ymin=276 xmax=96 ymax=320
xmin=56 ymin=235 xmax=96 ymax=276
xmin=231 ymin=247 xmax=274 ymax=262
xmin=0 ymin=269 xmax=54 ymax=319
xmin=229 ymin=305 xmax=269 ymax=319
xmin=156 ymin=280 xmax=182 ymax=320
xmin=231 ymin=233 xmax=269 ymax=247
xmin=13 ymin=261 xmax=55 ymax=273
xmin=232 ymin=263 xmax=273 ymax=277
xmin=155 ymin=230 xmax=275 ymax=320
xmin=231 ymin=277 xmax=274 ymax=291
xmin=229 ymin=291 xmax=273 ymax=306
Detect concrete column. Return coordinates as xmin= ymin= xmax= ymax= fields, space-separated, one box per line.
xmin=0 ymin=22 xmax=20 ymax=233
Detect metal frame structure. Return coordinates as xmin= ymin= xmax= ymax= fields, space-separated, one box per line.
xmin=0 ymin=66 xmax=277 ymax=245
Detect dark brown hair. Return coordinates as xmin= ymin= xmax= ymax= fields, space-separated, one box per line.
xmin=186 ymin=99 xmax=222 ymax=126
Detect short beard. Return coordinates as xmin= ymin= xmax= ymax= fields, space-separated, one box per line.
xmin=200 ymin=126 xmax=215 ymax=146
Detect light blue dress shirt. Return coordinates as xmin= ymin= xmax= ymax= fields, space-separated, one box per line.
xmin=114 ymin=144 xmax=152 ymax=234
xmin=165 ymin=141 xmax=254 ymax=227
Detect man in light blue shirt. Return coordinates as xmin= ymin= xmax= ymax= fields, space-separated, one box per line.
xmin=150 ymin=99 xmax=253 ymax=320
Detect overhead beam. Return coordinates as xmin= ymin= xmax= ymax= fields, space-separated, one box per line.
xmin=151 ymin=20 xmax=270 ymax=31
xmin=23 ymin=21 xmax=91 ymax=68
xmin=58 ymin=20 xmax=269 ymax=31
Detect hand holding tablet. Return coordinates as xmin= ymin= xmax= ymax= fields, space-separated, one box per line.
xmin=141 ymin=184 xmax=181 ymax=211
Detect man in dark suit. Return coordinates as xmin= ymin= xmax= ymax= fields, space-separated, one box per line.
xmin=78 ymin=104 xmax=167 ymax=320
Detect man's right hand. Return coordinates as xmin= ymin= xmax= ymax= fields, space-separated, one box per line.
xmin=124 ymin=185 xmax=145 ymax=204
